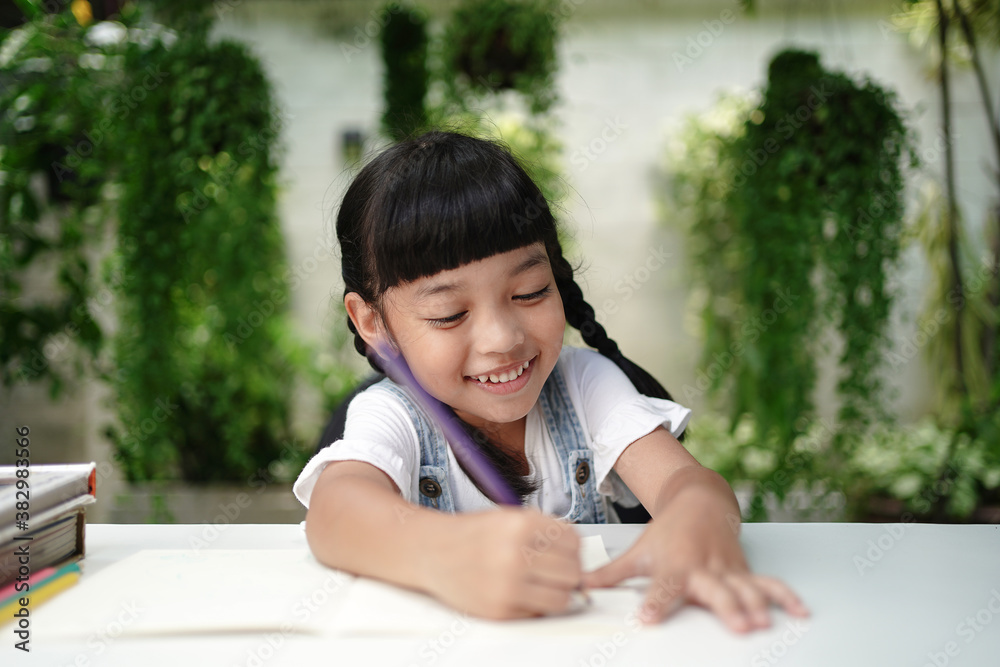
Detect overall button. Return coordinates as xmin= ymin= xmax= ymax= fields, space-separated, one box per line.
xmin=419 ymin=477 xmax=442 ymax=498
xmin=575 ymin=460 xmax=590 ymax=485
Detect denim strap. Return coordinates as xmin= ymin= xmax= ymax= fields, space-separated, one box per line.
xmin=371 ymin=379 xmax=457 ymax=512
xmin=537 ymin=364 xmax=607 ymax=523
xmin=372 ymin=363 xmax=607 ymax=523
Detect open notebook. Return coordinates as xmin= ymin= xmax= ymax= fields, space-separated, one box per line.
xmin=26 ymin=536 xmax=621 ymax=639
xmin=25 ymin=535 xmax=807 ymax=664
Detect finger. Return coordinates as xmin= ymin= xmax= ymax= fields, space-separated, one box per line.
xmin=685 ymin=570 xmax=751 ymax=633
xmin=637 ymin=573 xmax=687 ymax=624
xmin=517 ymin=581 xmax=576 ymax=616
xmin=752 ymin=575 xmax=811 ymax=617
xmin=583 ymin=549 xmax=644 ymax=589
xmin=547 ymin=520 xmax=583 ymax=550
xmin=518 ymin=527 xmax=581 ymax=565
xmin=521 ymin=517 xmax=581 ymax=558
xmin=723 ymin=573 xmax=771 ymax=629
xmin=541 ymin=530 xmax=583 ymax=558
xmin=524 ymin=550 xmax=583 ymax=590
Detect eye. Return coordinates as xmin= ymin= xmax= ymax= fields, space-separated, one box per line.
xmin=514 ymin=286 xmax=553 ymax=302
xmin=428 ymin=311 xmax=467 ymax=327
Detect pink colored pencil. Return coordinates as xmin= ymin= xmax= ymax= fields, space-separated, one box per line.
xmin=0 ymin=566 xmax=57 ymax=602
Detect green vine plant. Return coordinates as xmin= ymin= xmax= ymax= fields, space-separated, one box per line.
xmin=435 ymin=0 xmax=560 ymax=117
xmin=661 ymin=49 xmax=915 ymax=520
xmin=108 ymin=27 xmax=313 ymax=483
xmin=379 ymin=3 xmax=430 ymax=142
xmin=373 ymin=0 xmax=568 ymax=212
xmin=0 ymin=8 xmax=127 ymax=396
xmin=4 ymin=2 xmax=355 ymax=484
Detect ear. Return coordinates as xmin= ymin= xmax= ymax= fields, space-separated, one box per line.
xmin=344 ymin=292 xmax=384 ymax=350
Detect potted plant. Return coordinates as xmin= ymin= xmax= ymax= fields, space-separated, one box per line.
xmin=438 ymin=0 xmax=560 ymax=115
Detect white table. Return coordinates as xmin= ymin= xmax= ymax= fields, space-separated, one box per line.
xmin=6 ymin=522 xmax=999 ymax=666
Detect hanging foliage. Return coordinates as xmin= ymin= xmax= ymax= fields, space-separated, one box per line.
xmin=663 ymin=49 xmax=915 ymax=519
xmin=2 ymin=3 xmax=359 ymax=484
xmin=0 ymin=7 xmax=129 ymax=396
xmin=379 ymin=3 xmax=430 ymax=141
xmin=108 ymin=31 xmax=309 ymax=482
xmin=438 ymin=0 xmax=560 ymax=115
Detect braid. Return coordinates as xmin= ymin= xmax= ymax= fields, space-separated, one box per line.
xmin=554 ymin=263 xmax=623 ymax=361
xmin=330 ymin=130 xmax=686 ymax=509
xmin=549 ymin=248 xmax=678 ymax=407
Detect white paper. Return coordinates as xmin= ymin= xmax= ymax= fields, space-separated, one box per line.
xmin=329 ymin=535 xmax=637 ymax=636
xmin=26 ymin=536 xmax=811 ymax=660
xmin=580 ymin=533 xmax=612 ymax=571
xmin=31 ymin=549 xmax=353 ymax=639
xmin=29 ymin=536 xmax=635 ymax=640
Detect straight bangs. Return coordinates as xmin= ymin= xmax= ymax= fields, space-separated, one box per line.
xmin=363 ymin=133 xmax=553 ymax=295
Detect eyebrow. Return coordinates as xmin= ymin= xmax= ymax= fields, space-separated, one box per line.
xmin=414 ymin=248 xmax=550 ymax=301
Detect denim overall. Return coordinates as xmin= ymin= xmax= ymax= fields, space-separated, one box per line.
xmin=371 ymin=363 xmax=608 ymax=523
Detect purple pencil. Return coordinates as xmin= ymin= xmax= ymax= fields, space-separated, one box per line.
xmin=369 ymin=342 xmax=521 ymax=506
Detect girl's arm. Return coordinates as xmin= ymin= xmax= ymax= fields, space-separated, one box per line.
xmin=584 ymin=427 xmax=810 ymax=632
xmin=305 ymin=460 xmax=584 ymax=619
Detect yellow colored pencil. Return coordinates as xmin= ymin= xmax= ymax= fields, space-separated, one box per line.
xmin=0 ymin=569 xmax=81 ymax=620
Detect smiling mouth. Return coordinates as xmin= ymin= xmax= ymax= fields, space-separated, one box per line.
xmin=467 ymin=359 xmax=532 ymax=385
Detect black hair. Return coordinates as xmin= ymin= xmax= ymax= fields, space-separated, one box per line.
xmin=337 ymin=130 xmax=676 ymax=503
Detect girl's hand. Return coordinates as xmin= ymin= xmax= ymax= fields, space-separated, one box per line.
xmin=425 ymin=508 xmax=583 ymax=620
xmin=584 ymin=487 xmax=810 ymax=632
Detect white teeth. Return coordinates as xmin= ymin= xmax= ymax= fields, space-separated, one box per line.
xmin=473 ymin=360 xmax=532 ymax=385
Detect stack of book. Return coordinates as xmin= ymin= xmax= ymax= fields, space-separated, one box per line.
xmin=0 ymin=463 xmax=96 ymax=591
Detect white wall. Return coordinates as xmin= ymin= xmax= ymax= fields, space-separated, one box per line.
xmin=215 ymin=0 xmax=996 ymax=420
xmin=1 ymin=0 xmax=995 ymax=501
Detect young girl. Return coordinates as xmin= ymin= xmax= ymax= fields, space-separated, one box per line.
xmin=294 ymin=130 xmax=809 ymax=630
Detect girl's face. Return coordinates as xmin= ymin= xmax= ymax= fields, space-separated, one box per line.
xmin=380 ymin=243 xmax=566 ymax=432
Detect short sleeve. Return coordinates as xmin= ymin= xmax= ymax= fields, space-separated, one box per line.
xmin=559 ymin=347 xmax=692 ymax=501
xmin=292 ymin=388 xmax=421 ymax=509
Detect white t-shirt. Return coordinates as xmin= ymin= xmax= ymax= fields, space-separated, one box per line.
xmin=293 ymin=346 xmax=691 ymax=517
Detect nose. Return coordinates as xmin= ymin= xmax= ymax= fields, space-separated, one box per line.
xmin=474 ymin=306 xmax=524 ymax=355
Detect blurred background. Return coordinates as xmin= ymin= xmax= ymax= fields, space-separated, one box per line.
xmin=1 ymin=0 xmax=998 ymax=524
